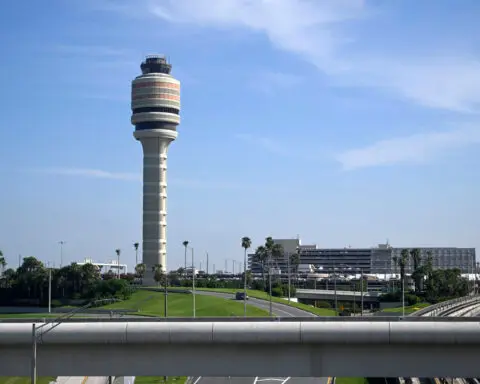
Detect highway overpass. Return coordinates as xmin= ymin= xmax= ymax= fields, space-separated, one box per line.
xmin=1 ymin=320 xmax=480 ymax=377
xmin=296 ymin=289 xmax=381 ymax=304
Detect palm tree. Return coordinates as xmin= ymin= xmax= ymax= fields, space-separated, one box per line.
xmin=289 ymin=252 xmax=300 ymax=277
xmin=241 ymin=237 xmax=252 ymax=317
xmin=152 ymin=264 xmax=164 ymax=285
xmin=182 ymin=241 xmax=189 ymax=273
xmin=115 ymin=249 xmax=121 ymax=278
xmin=253 ymin=245 xmax=268 ymax=283
xmin=410 ymin=248 xmax=423 ymax=293
xmin=135 ymin=263 xmax=146 ymax=280
xmin=398 ymin=249 xmax=409 ymax=282
xmin=133 ymin=242 xmax=140 ymax=266
xmin=0 ymin=250 xmax=6 ymax=276
xmin=392 ymin=255 xmax=398 ymax=291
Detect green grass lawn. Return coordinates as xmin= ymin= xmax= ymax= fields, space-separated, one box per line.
xmin=0 ymin=377 xmax=55 ymax=384
xmin=335 ymin=378 xmax=368 ymax=384
xmin=381 ymin=302 xmax=430 ymax=313
xmin=162 ymin=287 xmax=337 ymax=316
xmin=101 ymin=290 xmax=269 ymax=317
xmin=0 ymin=313 xmax=59 ymax=319
xmin=135 ymin=377 xmax=187 ymax=384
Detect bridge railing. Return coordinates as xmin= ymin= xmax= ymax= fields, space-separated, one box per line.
xmin=410 ymin=294 xmax=480 ymax=317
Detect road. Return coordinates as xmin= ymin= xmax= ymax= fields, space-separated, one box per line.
xmin=194 ymin=290 xmax=317 ymax=317
xmin=192 ymin=291 xmax=328 ymax=384
xmin=190 ymin=377 xmax=330 ymax=384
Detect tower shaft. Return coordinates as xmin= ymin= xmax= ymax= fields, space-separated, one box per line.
xmin=140 ymin=136 xmax=172 ymax=274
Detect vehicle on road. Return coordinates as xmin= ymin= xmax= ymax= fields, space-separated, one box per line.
xmin=235 ymin=292 xmax=249 ymax=300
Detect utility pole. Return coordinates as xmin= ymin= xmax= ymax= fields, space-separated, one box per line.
xmin=48 ymin=267 xmax=52 ymax=314
xmin=164 ymin=270 xmax=168 ymax=318
xmin=334 ymin=263 xmax=337 ymax=314
xmin=58 ymin=241 xmax=66 ymax=268
xmin=31 ymin=324 xmax=37 ymax=384
xmin=360 ymin=268 xmax=364 ymax=317
xmin=268 ymin=252 xmax=273 ymax=317
xmin=192 ymin=247 xmax=196 ymax=318
xmin=287 ymin=253 xmax=291 ymax=303
xmin=206 ymin=252 xmax=209 ymax=275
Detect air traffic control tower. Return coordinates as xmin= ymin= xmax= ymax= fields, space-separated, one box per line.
xmin=131 ymin=55 xmax=181 ymax=282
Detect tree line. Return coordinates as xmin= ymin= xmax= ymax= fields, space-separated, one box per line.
xmin=0 ymin=254 xmax=133 ymax=306
xmin=386 ymin=248 xmax=470 ymax=304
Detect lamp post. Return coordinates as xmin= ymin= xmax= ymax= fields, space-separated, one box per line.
xmin=48 ymin=267 xmax=52 ymax=314
xmin=191 ymin=247 xmax=196 ymax=318
xmin=360 ymin=268 xmax=364 ymax=317
xmin=333 ymin=264 xmax=337 ymax=314
xmin=268 ymin=251 xmax=273 ymax=317
xmin=31 ymin=298 xmax=121 ymax=384
xmin=287 ymin=253 xmax=291 ymax=304
xmin=58 ymin=241 xmax=66 ymax=268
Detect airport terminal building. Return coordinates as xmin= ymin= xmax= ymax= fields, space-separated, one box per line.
xmin=247 ymin=238 xmax=476 ymax=275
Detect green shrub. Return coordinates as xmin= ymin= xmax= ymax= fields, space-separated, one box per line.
xmin=315 ymin=301 xmax=332 ymax=309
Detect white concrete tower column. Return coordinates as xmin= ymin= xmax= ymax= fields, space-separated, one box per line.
xmin=131 ymin=55 xmax=181 ymax=284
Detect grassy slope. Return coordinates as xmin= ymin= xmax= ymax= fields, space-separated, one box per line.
xmin=101 ymin=290 xmax=269 ymax=317
xmin=166 ymin=287 xmax=337 ymax=316
xmin=135 ymin=377 xmax=187 ymax=384
xmin=381 ymin=302 xmax=430 ymax=313
xmin=0 ymin=378 xmax=55 ymax=384
xmin=335 ymin=379 xmax=368 ymax=384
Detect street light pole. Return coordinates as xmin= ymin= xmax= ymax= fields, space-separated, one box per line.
xmin=333 ymin=264 xmax=337 ymax=314
xmin=191 ymin=247 xmax=196 ymax=318
xmin=58 ymin=241 xmax=65 ymax=268
xmin=48 ymin=268 xmax=52 ymax=314
xmin=360 ymin=268 xmax=364 ymax=317
xmin=268 ymin=252 xmax=273 ymax=317
xmin=164 ymin=272 xmax=168 ymax=318
xmin=31 ymin=298 xmax=121 ymax=384
xmin=31 ymin=323 xmax=36 ymax=384
xmin=402 ymin=272 xmax=405 ymax=317
xmin=287 ymin=253 xmax=291 ymax=303
xmin=243 ymin=248 xmax=248 ymax=317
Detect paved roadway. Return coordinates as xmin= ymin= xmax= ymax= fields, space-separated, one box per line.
xmin=191 ymin=291 xmax=328 ymax=384
xmin=190 ymin=376 xmax=330 ymax=384
xmin=194 ymin=290 xmax=317 ymax=317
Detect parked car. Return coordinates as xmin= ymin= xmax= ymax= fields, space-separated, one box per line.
xmin=235 ymin=292 xmax=249 ymax=300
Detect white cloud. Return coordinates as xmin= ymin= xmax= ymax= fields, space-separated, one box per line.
xmin=118 ymin=0 xmax=480 ymax=112
xmin=35 ymin=167 xmax=250 ymax=189
xmin=40 ymin=167 xmax=141 ymax=181
xmin=336 ymin=126 xmax=480 ymax=170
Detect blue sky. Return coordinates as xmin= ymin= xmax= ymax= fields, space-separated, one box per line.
xmin=1 ymin=0 xmax=479 ymax=271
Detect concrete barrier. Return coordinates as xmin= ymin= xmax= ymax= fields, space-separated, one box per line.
xmin=1 ymin=321 xmax=480 ymax=377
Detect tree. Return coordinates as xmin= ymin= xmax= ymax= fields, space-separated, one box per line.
xmin=253 ymin=245 xmax=268 ymax=283
xmin=152 ymin=264 xmax=164 ymax=285
xmin=135 ymin=263 xmax=146 ymax=279
xmin=241 ymin=236 xmax=252 ymax=273
xmin=398 ymin=249 xmax=409 ymax=285
xmin=0 ymin=250 xmax=6 ymax=275
xmin=254 ymin=237 xmax=284 ymax=289
xmin=290 ymin=252 xmax=300 ymax=275
xmin=410 ymin=248 xmax=423 ymax=293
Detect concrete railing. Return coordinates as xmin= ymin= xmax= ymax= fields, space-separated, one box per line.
xmin=2 ymin=321 xmax=480 ymax=377
xmin=3 ymin=321 xmax=480 ymax=345
xmin=410 ymin=295 xmax=480 ymax=317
